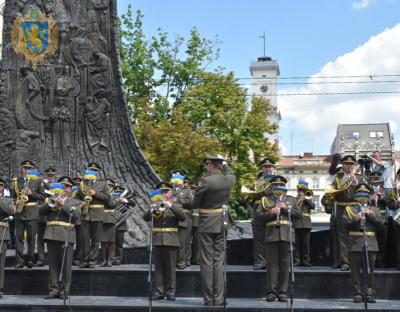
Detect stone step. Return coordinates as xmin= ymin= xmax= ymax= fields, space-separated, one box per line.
xmin=4 ymin=265 xmax=400 ymax=299
xmin=0 ymin=296 xmax=399 ymax=312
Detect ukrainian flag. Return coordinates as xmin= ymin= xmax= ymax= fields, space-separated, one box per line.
xmin=50 ymin=183 xmax=65 ymax=195
xmin=354 ymin=193 xmax=369 ymax=203
xmin=27 ymin=169 xmax=41 ymax=180
xmin=271 ymin=186 xmax=288 ymax=196
xmin=148 ymin=189 xmax=164 ymax=202
xmin=170 ymin=173 xmax=185 ymax=185
xmin=84 ymin=169 xmax=97 ymax=180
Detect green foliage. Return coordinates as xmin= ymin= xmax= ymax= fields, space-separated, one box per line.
xmin=119 ymin=8 xmax=278 ymax=219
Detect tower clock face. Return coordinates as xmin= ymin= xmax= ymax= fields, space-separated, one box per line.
xmin=260 ymin=84 xmax=269 ymax=93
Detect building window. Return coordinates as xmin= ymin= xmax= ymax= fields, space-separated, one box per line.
xmin=377 ymin=131 xmax=384 ymax=138
xmin=345 ymin=131 xmax=360 ymax=139
xmin=369 ymin=131 xmax=384 ymax=138
xmin=284 ymin=170 xmax=290 ymax=174
xmin=313 ymin=196 xmax=320 ymax=210
xmin=312 ymin=178 xmax=319 ymax=189
xmin=313 ymin=170 xmax=318 ymax=173
xmin=298 ymin=171 xmax=304 ymax=173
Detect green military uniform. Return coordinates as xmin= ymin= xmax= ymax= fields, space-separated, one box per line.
xmin=190 ymin=208 xmax=199 ymax=264
xmin=387 ymin=185 xmax=400 ymax=269
xmin=343 ymin=184 xmax=384 ymax=303
xmin=175 ymin=185 xmax=193 ymax=269
xmin=39 ymin=180 xmax=81 ymax=298
xmin=12 ymin=164 xmax=45 ymax=268
xmin=193 ymin=158 xmax=235 ymax=306
xmin=143 ymin=184 xmax=186 ymax=300
xmin=293 ymin=187 xmax=315 ymax=266
xmin=0 ymin=197 xmax=15 ymax=296
xmin=255 ymin=178 xmax=301 ymax=302
xmin=322 ymin=193 xmax=341 ymax=268
xmin=114 ymin=220 xmax=127 ymax=265
xmin=72 ymin=177 xmax=82 ymax=266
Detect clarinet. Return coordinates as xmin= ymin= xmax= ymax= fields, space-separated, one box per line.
xmin=275 ymin=194 xmax=283 ymax=227
xmin=358 ymin=202 xmax=367 ymax=232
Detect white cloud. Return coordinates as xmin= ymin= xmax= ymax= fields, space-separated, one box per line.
xmin=279 ymin=23 xmax=400 ymax=153
xmin=352 ymin=0 xmax=370 ymax=9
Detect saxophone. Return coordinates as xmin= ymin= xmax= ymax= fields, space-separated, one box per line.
xmin=14 ymin=178 xmax=30 ymax=214
xmin=80 ymin=180 xmax=93 ymax=216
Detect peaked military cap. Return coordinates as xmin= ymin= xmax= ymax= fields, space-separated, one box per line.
xmin=44 ymin=167 xmax=57 ymax=175
xmin=258 ymin=157 xmax=276 ymax=168
xmin=203 ymin=155 xmax=225 ymax=164
xmin=107 ymin=179 xmax=116 ymax=187
xmin=156 ymin=181 xmax=173 ymax=190
xmin=355 ymin=183 xmax=372 ymax=194
xmin=20 ymin=160 xmax=37 ymax=169
xmin=369 ymin=171 xmax=382 ymax=178
xmin=341 ymin=155 xmax=356 ymax=164
xmin=270 ymin=175 xmax=288 ymax=185
xmin=58 ymin=176 xmax=74 ymax=187
xmin=86 ymin=162 xmax=102 ymax=171
xmin=170 ymin=169 xmax=188 ymax=177
xmin=73 ymin=177 xmax=82 ymax=185
xmin=114 ymin=185 xmax=126 ymax=193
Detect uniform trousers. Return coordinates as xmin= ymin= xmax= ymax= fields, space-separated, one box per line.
xmin=80 ymin=220 xmax=102 ymax=265
xmin=295 ymin=228 xmax=311 ymax=264
xmin=376 ymin=223 xmax=388 ymax=264
xmin=266 ymin=241 xmax=290 ymax=295
xmin=393 ymin=224 xmax=400 ymax=266
xmin=115 ymin=230 xmax=126 ymax=262
xmin=199 ymin=231 xmax=225 ymax=305
xmin=252 ymin=221 xmax=266 ymax=267
xmin=15 ymin=219 xmax=37 ymax=265
xmin=0 ymin=242 xmax=7 ymax=294
xmin=177 ymin=227 xmax=189 ymax=267
xmin=47 ymin=240 xmax=74 ymax=295
xmin=154 ymin=246 xmax=178 ymax=297
xmin=330 ymin=216 xmax=340 ymax=267
xmin=336 ymin=216 xmax=349 ymax=265
xmin=190 ymin=226 xmax=199 ymax=264
xmin=37 ymin=221 xmax=46 ymax=263
xmin=349 ymin=251 xmax=376 ymax=296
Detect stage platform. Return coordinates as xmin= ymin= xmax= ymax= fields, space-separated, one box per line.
xmin=0 ymin=296 xmax=399 ymax=312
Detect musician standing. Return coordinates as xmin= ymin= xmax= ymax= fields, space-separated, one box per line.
xmin=0 ymin=196 xmax=15 ymax=297
xmin=12 ymin=160 xmax=45 ymax=268
xmin=72 ymin=177 xmax=82 ymax=266
xmin=251 ymin=158 xmax=275 ymax=270
xmin=143 ymin=182 xmax=186 ymax=301
xmin=331 ymin=155 xmax=359 ymax=271
xmin=78 ymin=163 xmax=110 ymax=268
xmin=255 ymin=175 xmax=301 ymax=302
xmin=193 ymin=155 xmax=235 ymax=306
xmin=344 ymin=183 xmax=383 ymax=303
xmin=189 ymin=181 xmax=199 ymax=265
xmin=39 ymin=177 xmax=81 ymax=299
xmin=293 ymin=180 xmax=315 ymax=267
xmin=388 ymin=169 xmax=400 ymax=270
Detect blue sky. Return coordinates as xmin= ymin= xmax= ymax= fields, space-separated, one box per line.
xmin=117 ymin=0 xmax=400 ymax=155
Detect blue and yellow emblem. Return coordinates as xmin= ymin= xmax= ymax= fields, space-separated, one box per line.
xmin=11 ymin=10 xmax=59 ymax=68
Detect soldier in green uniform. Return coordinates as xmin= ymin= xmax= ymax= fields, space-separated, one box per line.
xmin=189 ymin=181 xmax=199 ymax=265
xmin=78 ymin=163 xmax=110 ymax=268
xmin=72 ymin=177 xmax=82 ymax=266
xmin=171 ymin=170 xmax=193 ymax=269
xmin=12 ymin=160 xmax=45 ymax=268
xmin=387 ymin=169 xmax=400 ymax=269
xmin=37 ymin=167 xmax=58 ymax=267
xmin=143 ymin=181 xmax=186 ymax=301
xmin=193 ymin=155 xmax=235 ymax=306
xmin=250 ymin=158 xmax=275 ymax=270
xmin=293 ymin=180 xmax=315 ymax=267
xmin=100 ymin=179 xmax=117 ymax=266
xmin=0 ymin=196 xmax=15 ymax=297
xmin=332 ymin=155 xmax=359 ymax=271
xmin=255 ymin=175 xmax=301 ymax=302
xmin=39 ymin=177 xmax=81 ymax=299
xmin=344 ymin=183 xmax=383 ymax=303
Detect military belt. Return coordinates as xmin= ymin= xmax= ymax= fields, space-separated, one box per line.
xmin=183 ymin=209 xmax=191 ymax=213
xmin=89 ymin=204 xmax=104 ymax=209
xmin=24 ymin=202 xmax=38 ymax=207
xmin=198 ymin=208 xmax=222 ymax=214
xmin=104 ymin=209 xmax=115 ymax=213
xmin=47 ymin=221 xmax=74 ymax=228
xmin=349 ymin=231 xmax=375 ymax=237
xmin=153 ymin=227 xmax=178 ymax=233
xmin=192 ymin=212 xmax=199 ymax=216
xmin=336 ymin=202 xmax=357 ymax=206
xmin=302 ymin=213 xmax=310 ymax=217
xmin=266 ymin=220 xmax=290 ymax=227
xmin=0 ymin=222 xmax=8 ymax=228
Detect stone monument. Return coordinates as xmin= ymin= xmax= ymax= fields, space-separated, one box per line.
xmin=0 ymin=0 xmax=159 ymax=245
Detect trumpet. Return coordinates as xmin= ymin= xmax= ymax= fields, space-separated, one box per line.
xmin=46 ymin=195 xmax=66 ymax=211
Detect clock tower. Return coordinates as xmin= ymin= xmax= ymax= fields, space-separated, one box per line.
xmin=250 ymin=54 xmax=281 ymax=144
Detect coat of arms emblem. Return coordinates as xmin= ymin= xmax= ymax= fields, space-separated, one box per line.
xmin=11 ymin=9 xmax=59 ymax=68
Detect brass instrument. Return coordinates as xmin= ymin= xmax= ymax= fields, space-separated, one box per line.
xmin=80 ymin=180 xmax=94 ymax=216
xmin=45 ymin=195 xmax=66 ymax=211
xmin=114 ymin=188 xmax=136 ymax=227
xmin=241 ymin=177 xmax=271 ymax=202
xmin=391 ymin=187 xmax=400 ymax=225
xmin=13 ymin=178 xmax=31 ymax=214
xmin=324 ymin=173 xmax=354 ymax=202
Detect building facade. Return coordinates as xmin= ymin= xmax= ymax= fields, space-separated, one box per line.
xmin=275 ymin=153 xmax=332 ymax=212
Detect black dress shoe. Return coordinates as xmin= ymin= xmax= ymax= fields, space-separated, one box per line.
xmin=166 ymin=295 xmax=176 ymax=301
xmin=303 ymin=261 xmax=312 ymax=267
xmin=72 ymin=260 xmax=80 ymax=266
xmin=152 ymin=295 xmax=164 ymax=301
xmin=353 ymin=295 xmax=362 ymax=303
xmin=88 ymin=263 xmax=96 ymax=268
xmin=204 ymin=301 xmax=212 ymax=306
xmin=340 ymin=263 xmax=350 ymax=271
xmin=293 ymin=261 xmax=301 ymax=267
xmin=331 ymin=263 xmax=340 ymax=269
xmin=27 ymin=261 xmax=34 ymax=268
xmin=45 ymin=293 xmax=58 ymax=299
xmin=36 ymin=260 xmax=45 ymax=267
xmin=367 ymin=296 xmax=376 ymax=303
xmin=176 ymin=264 xmax=185 ymax=270
xmin=79 ymin=262 xmax=89 ymax=268
xmin=15 ymin=263 xmax=24 ymax=269
xmin=266 ymin=293 xmax=276 ymax=302
xmin=253 ymin=264 xmax=264 ymax=270
xmin=59 ymin=293 xmax=68 ymax=300
xmin=278 ymin=294 xmax=288 ymax=302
